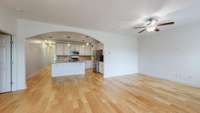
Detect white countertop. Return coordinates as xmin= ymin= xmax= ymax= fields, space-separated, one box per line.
xmin=53 ymin=60 xmax=85 ymax=64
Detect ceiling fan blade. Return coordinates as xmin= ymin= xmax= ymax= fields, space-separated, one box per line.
xmin=138 ymin=29 xmax=146 ymax=33
xmin=155 ymin=28 xmax=160 ymax=32
xmin=134 ymin=26 xmax=145 ymax=29
xmin=158 ymin=22 xmax=175 ymax=26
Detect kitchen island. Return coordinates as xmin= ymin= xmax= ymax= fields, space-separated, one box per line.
xmin=52 ymin=62 xmax=85 ymax=77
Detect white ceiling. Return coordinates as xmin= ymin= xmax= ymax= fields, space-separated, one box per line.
xmin=1 ymin=0 xmax=200 ymax=34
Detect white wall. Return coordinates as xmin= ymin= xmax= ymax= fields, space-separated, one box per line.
xmin=26 ymin=39 xmax=55 ymax=79
xmin=139 ymin=23 xmax=200 ymax=87
xmin=16 ymin=19 xmax=138 ymax=90
xmin=0 ymin=7 xmax=17 ymax=34
xmin=0 ymin=7 xmax=22 ymax=91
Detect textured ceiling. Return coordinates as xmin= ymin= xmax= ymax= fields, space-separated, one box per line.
xmin=1 ymin=0 xmax=200 ymax=34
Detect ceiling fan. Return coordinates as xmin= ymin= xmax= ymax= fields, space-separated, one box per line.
xmin=134 ymin=17 xmax=175 ymax=34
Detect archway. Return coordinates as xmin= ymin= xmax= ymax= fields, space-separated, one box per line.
xmin=25 ymin=31 xmax=104 ymax=81
xmin=14 ymin=20 xmax=138 ymax=91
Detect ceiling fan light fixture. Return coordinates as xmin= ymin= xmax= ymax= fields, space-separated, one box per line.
xmin=146 ymin=26 xmax=156 ymax=32
xmin=134 ymin=16 xmax=174 ymax=34
xmin=150 ymin=19 xmax=158 ymax=26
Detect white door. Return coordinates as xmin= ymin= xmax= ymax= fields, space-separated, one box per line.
xmin=0 ymin=35 xmax=11 ymax=93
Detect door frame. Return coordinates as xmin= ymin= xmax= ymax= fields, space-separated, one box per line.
xmin=0 ymin=30 xmax=13 ymax=93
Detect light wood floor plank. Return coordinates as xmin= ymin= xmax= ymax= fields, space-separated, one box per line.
xmin=0 ymin=67 xmax=200 ymax=113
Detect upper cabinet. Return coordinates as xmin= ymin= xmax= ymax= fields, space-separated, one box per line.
xmin=63 ymin=44 xmax=70 ymax=55
xmin=79 ymin=46 xmax=84 ymax=55
xmin=56 ymin=43 xmax=64 ymax=55
xmin=56 ymin=43 xmax=92 ymax=56
xmin=84 ymin=46 xmax=92 ymax=55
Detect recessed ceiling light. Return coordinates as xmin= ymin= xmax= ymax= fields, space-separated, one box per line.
xmin=146 ymin=26 xmax=156 ymax=32
xmin=67 ymin=43 xmax=71 ymax=47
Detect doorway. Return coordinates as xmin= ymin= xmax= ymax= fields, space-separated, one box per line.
xmin=25 ymin=32 xmax=104 ymax=81
xmin=0 ymin=31 xmax=12 ymax=93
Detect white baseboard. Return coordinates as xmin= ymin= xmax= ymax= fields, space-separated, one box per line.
xmin=139 ymin=73 xmax=200 ymax=88
xmin=104 ymin=73 xmax=139 ymax=78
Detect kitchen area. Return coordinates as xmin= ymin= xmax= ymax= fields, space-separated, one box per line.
xmin=51 ymin=32 xmax=104 ymax=77
xmin=25 ymin=32 xmax=104 ymax=81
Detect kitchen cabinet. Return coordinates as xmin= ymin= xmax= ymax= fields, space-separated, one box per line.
xmin=56 ymin=43 xmax=64 ymax=55
xmin=84 ymin=46 xmax=92 ymax=55
xmin=74 ymin=45 xmax=80 ymax=51
xmin=52 ymin=62 xmax=85 ymax=77
xmin=70 ymin=45 xmax=76 ymax=51
xmin=64 ymin=44 xmax=70 ymax=55
xmin=85 ymin=60 xmax=94 ymax=69
xmin=79 ymin=46 xmax=84 ymax=55
xmin=56 ymin=43 xmax=93 ymax=56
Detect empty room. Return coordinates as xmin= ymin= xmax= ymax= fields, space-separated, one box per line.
xmin=0 ymin=0 xmax=200 ymax=113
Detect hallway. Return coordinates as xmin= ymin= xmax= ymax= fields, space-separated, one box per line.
xmin=0 ymin=67 xmax=200 ymax=113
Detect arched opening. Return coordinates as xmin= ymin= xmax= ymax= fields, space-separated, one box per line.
xmin=25 ymin=31 xmax=104 ymax=82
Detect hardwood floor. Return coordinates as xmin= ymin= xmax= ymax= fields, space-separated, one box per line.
xmin=0 ymin=67 xmax=200 ymax=113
